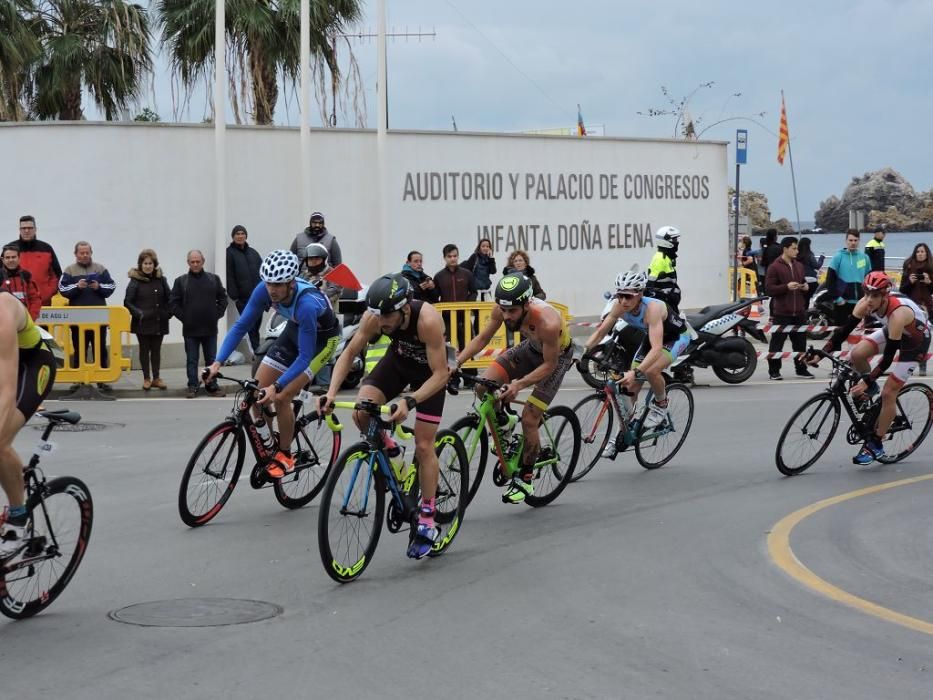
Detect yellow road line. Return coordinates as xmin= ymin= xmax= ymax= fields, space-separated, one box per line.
xmin=768 ymin=474 xmax=933 ymax=635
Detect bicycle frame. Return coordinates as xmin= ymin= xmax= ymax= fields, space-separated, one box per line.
xmin=332 ymin=401 xmax=417 ymax=522
xmin=465 ymin=387 xmax=561 ymax=479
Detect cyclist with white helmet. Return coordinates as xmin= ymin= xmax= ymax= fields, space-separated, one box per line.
xmin=584 ymin=270 xmax=690 ymax=456
xmin=809 ymin=270 xmax=932 ymax=464
xmin=319 ymin=273 xmax=451 ymax=560
xmin=646 ymin=225 xmax=682 ymax=311
xmin=456 ymin=274 xmax=575 ymax=503
xmin=205 ymin=249 xmax=339 ymax=479
xmin=298 ymin=242 xmax=341 ymax=305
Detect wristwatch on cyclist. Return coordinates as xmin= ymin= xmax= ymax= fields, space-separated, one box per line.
xmin=272 ymin=381 xmax=284 ymax=394
xmin=404 ymin=395 xmax=418 ymax=411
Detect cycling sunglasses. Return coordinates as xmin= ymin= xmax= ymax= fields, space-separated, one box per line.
xmin=616 ymin=292 xmax=639 ymax=300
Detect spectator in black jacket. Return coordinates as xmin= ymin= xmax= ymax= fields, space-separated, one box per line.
xmin=865 ymin=227 xmax=886 ymax=272
xmin=59 ymin=241 xmax=116 ymax=378
xmin=462 ymin=238 xmax=497 ymax=301
xmin=124 ymin=248 xmax=172 ymax=391
xmin=434 ymin=244 xmax=477 ymax=303
xmin=503 ymin=249 xmax=546 ymax=299
xmin=401 ymin=250 xmax=440 ymax=302
xmin=225 ymin=224 xmax=263 ymax=353
xmin=759 ymin=228 xmax=782 ymax=294
xmin=171 ymin=250 xmax=228 ymax=398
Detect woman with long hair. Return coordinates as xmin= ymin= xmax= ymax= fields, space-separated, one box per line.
xmin=901 ymin=242 xmax=933 ymax=375
xmin=462 ymin=238 xmax=497 ymax=301
xmin=797 ymin=237 xmax=825 ymax=308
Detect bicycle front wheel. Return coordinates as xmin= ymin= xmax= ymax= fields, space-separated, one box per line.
xmin=317 ymin=443 xmax=385 ymax=583
xmin=178 ymin=421 xmax=245 ymax=527
xmin=1 ymin=476 xmax=93 ymax=619
xmin=571 ymin=393 xmax=614 ymax=482
xmin=525 ymin=405 xmax=580 ymax=507
xmin=879 ymin=383 xmax=933 ymax=464
xmin=274 ymin=411 xmax=340 ymax=509
xmin=775 ymin=392 xmax=840 ymax=476
xmin=427 ymin=429 xmax=469 ymax=557
xmin=450 ymin=414 xmax=488 ymax=506
xmin=635 ymin=383 xmax=695 ymax=469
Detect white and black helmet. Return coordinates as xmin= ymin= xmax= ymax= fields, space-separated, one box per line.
xmin=614 ymin=270 xmax=647 ymax=293
xmin=298 ymin=242 xmax=328 ymax=263
xmin=655 ymin=225 xmax=681 ymax=249
xmin=260 ymin=249 xmax=300 ymax=283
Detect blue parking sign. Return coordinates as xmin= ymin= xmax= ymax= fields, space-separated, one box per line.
xmin=736 ymin=129 xmax=748 ymax=164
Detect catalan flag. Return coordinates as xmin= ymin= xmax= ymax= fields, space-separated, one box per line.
xmin=777 ymin=94 xmax=789 ymax=165
xmin=577 ymin=104 xmax=586 ymax=136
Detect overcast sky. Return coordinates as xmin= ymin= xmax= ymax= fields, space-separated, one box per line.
xmin=140 ymin=0 xmax=933 ymax=223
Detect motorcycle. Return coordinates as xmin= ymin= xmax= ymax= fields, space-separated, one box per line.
xmin=579 ymin=293 xmax=767 ymax=387
xmin=804 ymin=287 xmax=834 ymax=341
xmin=672 ymin=295 xmax=768 ymax=385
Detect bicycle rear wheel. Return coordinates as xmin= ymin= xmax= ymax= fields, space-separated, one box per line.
xmin=274 ymin=412 xmax=340 ymax=509
xmin=571 ymin=393 xmax=614 ymax=482
xmin=317 ymin=443 xmax=385 ymax=583
xmin=775 ymin=392 xmax=840 ymax=476
xmin=635 ymin=383 xmax=695 ymax=469
xmin=878 ymin=383 xmax=933 ymax=464
xmin=450 ymin=414 xmax=488 ymax=506
xmin=178 ymin=421 xmax=245 ymax=527
xmin=525 ymin=405 xmax=580 ymax=507
xmin=427 ymin=429 xmax=469 ymax=557
xmin=1 ymin=476 xmax=93 ymax=619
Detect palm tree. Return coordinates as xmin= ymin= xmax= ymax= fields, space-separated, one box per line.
xmin=29 ymin=0 xmax=153 ymax=120
xmin=0 ymin=0 xmax=41 ymax=120
xmin=157 ymin=0 xmax=363 ymax=126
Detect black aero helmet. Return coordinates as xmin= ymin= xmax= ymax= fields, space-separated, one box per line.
xmin=366 ymin=273 xmax=412 ymax=315
xmin=494 ymin=274 xmax=533 ymax=306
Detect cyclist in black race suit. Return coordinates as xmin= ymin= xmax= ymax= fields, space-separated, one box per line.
xmin=0 ymin=291 xmax=57 ymax=560
xmin=320 ymin=274 xmax=451 ymax=560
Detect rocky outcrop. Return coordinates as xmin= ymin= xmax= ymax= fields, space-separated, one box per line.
xmin=728 ymin=187 xmax=772 ymax=229
xmin=815 ymin=168 xmax=933 ymax=231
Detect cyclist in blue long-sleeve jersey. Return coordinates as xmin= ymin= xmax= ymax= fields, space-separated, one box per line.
xmin=205 ymin=250 xmax=339 ymax=479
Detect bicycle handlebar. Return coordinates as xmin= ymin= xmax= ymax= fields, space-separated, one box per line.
xmin=203 ymin=371 xmax=266 ymax=400
xmin=330 ymin=399 xmax=399 ymax=417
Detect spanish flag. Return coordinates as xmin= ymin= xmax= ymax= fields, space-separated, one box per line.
xmin=777 ymin=94 xmax=789 ymax=165
xmin=577 ymin=104 xmax=586 ymax=137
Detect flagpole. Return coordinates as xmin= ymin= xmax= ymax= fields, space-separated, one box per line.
xmin=782 ymin=90 xmax=802 ymax=232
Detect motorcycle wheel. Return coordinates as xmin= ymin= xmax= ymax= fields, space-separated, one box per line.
xmin=577 ymin=347 xmax=613 ymax=390
xmin=805 ymin=311 xmax=832 ymax=341
xmin=712 ymin=337 xmax=757 ymax=384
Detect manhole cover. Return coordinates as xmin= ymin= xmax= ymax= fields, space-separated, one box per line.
xmin=30 ymin=421 xmax=123 ymax=432
xmin=108 ymin=598 xmax=283 ymax=627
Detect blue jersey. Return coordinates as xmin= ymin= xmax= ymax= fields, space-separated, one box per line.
xmin=622 ymin=297 xmax=686 ymax=341
xmin=218 ymin=279 xmax=336 ymax=387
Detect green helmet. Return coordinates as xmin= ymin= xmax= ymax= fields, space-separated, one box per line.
xmin=366 ymin=273 xmax=412 ymax=315
xmin=494 ymin=274 xmax=533 ymax=306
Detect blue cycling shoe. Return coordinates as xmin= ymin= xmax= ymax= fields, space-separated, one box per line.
xmin=406 ymin=523 xmax=438 ymax=560
xmin=853 ymin=439 xmax=885 ymax=465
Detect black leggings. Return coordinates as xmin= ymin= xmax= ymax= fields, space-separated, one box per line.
xmin=136 ymin=334 xmax=164 ymax=379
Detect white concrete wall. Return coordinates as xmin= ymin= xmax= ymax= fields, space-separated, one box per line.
xmin=1 ymin=122 xmax=728 ymax=343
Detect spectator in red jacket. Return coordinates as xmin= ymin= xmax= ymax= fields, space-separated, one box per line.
xmin=7 ymin=215 xmax=62 ymax=305
xmin=764 ymin=236 xmax=813 ymax=380
xmin=1 ymin=245 xmax=42 ymax=320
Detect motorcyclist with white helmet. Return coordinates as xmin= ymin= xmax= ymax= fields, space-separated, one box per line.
xmin=584 ymin=269 xmax=690 ymax=457
xmin=298 ymin=242 xmax=342 ymax=306
xmin=646 ymin=225 xmax=682 ymax=312
xmin=205 ymin=249 xmax=340 ymax=480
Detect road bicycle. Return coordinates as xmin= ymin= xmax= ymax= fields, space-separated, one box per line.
xmin=1 ymin=409 xmax=93 ymax=619
xmin=775 ymin=348 xmax=933 ymax=475
xmin=317 ymin=399 xmax=469 ymax=583
xmin=450 ymin=375 xmax=581 ymax=507
xmin=178 ymin=373 xmax=338 ymax=526
xmin=571 ymin=373 xmax=695 ymax=480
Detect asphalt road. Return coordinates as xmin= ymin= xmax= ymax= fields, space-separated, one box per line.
xmin=3 ymin=365 xmax=933 ymax=699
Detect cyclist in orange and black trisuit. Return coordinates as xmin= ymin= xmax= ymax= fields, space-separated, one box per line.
xmin=457 ymin=274 xmax=574 ymax=504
